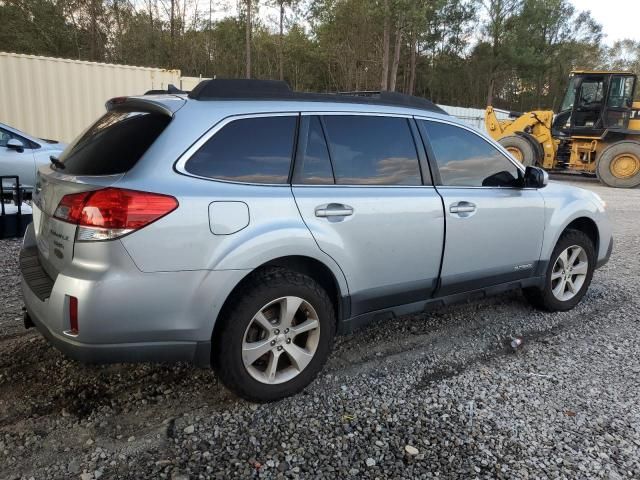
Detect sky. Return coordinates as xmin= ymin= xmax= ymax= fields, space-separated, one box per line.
xmin=570 ymin=0 xmax=639 ymax=44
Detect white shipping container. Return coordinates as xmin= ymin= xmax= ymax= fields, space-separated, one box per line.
xmin=0 ymin=52 xmax=180 ymax=142
xmin=180 ymin=75 xmax=210 ymax=92
xmin=437 ymin=104 xmax=511 ymax=132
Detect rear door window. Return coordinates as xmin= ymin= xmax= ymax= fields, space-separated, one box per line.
xmin=292 ymin=116 xmax=335 ymax=185
xmin=59 ymin=110 xmax=171 ymax=175
xmin=185 ymin=116 xmax=297 ymax=184
xmin=321 ymin=115 xmax=422 ymax=185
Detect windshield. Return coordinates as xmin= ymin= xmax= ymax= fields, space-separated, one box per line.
xmin=560 ymin=76 xmax=578 ymax=112
xmin=58 ymin=109 xmax=170 ymax=175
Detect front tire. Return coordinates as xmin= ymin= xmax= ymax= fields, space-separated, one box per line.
xmin=524 ymin=230 xmax=595 ymax=312
xmin=596 ymin=140 xmax=640 ymax=188
xmin=212 ymin=268 xmax=336 ymax=402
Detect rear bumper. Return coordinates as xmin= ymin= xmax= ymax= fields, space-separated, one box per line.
xmin=596 ymin=236 xmax=613 ymax=269
xmin=20 ymin=223 xmax=247 ymax=367
xmin=25 ymin=305 xmax=211 ymax=366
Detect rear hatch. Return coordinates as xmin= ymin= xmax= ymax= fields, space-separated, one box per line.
xmin=32 ymin=97 xmax=180 ymax=279
xmin=33 ymin=172 xmax=121 ymax=278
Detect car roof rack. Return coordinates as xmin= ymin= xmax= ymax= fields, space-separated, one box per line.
xmin=188 ymin=79 xmax=447 ymax=115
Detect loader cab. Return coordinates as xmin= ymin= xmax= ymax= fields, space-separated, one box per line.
xmin=552 ymin=71 xmax=637 ymax=137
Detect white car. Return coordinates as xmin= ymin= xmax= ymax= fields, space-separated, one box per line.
xmin=0 ymin=122 xmax=66 ymax=194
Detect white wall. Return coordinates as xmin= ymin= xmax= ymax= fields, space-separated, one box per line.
xmin=437 ymin=104 xmax=510 ymax=132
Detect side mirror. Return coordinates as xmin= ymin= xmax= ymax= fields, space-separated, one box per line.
xmin=523 ymin=166 xmax=548 ymax=188
xmin=6 ymin=138 xmax=25 ymax=153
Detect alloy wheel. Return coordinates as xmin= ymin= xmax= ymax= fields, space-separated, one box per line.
xmin=242 ymin=296 xmax=321 ymax=384
xmin=550 ymin=245 xmax=589 ymax=302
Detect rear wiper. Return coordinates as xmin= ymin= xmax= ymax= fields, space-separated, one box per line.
xmin=49 ymin=155 xmax=65 ymax=170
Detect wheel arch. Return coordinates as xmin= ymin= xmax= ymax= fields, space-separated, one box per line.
xmin=212 ymin=255 xmax=348 ymax=342
xmin=261 ymin=256 xmax=347 ymax=323
xmin=562 ymin=216 xmax=599 ymax=254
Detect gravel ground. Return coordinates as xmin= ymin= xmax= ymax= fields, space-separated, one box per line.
xmin=0 ymin=178 xmax=639 ymax=479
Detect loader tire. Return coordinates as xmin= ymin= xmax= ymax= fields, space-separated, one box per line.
xmin=498 ymin=135 xmax=537 ymax=167
xmin=596 ymin=140 xmax=640 ymax=188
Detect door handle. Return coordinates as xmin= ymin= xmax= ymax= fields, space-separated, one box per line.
xmin=315 ymin=203 xmax=354 ymax=218
xmin=449 ymin=202 xmax=476 ymax=214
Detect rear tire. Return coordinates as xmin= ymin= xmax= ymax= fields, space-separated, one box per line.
xmin=524 ymin=230 xmax=595 ymax=312
xmin=212 ymin=267 xmax=336 ymax=402
xmin=596 ymin=140 xmax=640 ymax=188
xmin=499 ymin=135 xmax=538 ymax=167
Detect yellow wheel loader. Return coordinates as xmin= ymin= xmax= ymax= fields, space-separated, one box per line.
xmin=485 ymin=71 xmax=640 ymax=188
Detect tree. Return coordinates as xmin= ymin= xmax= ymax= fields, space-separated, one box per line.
xmin=311 ymin=0 xmax=381 ymax=91
xmin=380 ymin=0 xmax=390 ymax=90
xmin=245 ymin=0 xmax=254 ymax=78
xmin=0 ymin=0 xmax=608 ymax=108
xmin=482 ymin=0 xmax=521 ymax=105
xmin=0 ymin=0 xmax=77 ymax=57
xmin=604 ymin=40 xmax=640 ymax=75
xmin=271 ymin=0 xmax=298 ymax=81
xmin=170 ymin=0 xmax=176 ymax=64
xmin=389 ymin=15 xmax=403 ymax=91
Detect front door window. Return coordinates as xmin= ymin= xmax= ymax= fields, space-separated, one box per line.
xmin=573 ymin=78 xmax=604 ymax=129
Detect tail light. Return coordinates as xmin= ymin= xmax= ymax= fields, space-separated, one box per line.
xmin=68 ymin=296 xmax=79 ymax=335
xmin=54 ymin=188 xmax=178 ymax=241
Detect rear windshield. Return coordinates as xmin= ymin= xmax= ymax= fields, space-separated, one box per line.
xmin=58 ymin=110 xmax=170 ymax=175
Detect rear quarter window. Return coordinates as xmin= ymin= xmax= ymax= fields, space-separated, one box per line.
xmin=59 ymin=110 xmax=170 ymax=175
xmin=184 ymin=116 xmax=297 ymax=184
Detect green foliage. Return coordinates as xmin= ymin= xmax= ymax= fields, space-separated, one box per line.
xmin=604 ymin=40 xmax=640 ymax=73
xmin=0 ymin=0 xmax=79 ymax=58
xmin=0 ymin=0 xmax=636 ymax=110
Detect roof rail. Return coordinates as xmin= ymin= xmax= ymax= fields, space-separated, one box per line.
xmin=337 ymin=90 xmax=382 ymax=97
xmin=144 ymin=84 xmax=185 ymax=95
xmin=189 ymin=79 xmax=292 ymax=99
xmin=346 ymin=90 xmax=447 ymax=113
xmin=188 ymin=79 xmax=447 ymax=115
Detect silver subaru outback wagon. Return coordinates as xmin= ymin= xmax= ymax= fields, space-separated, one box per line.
xmin=20 ymin=79 xmax=612 ymax=402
